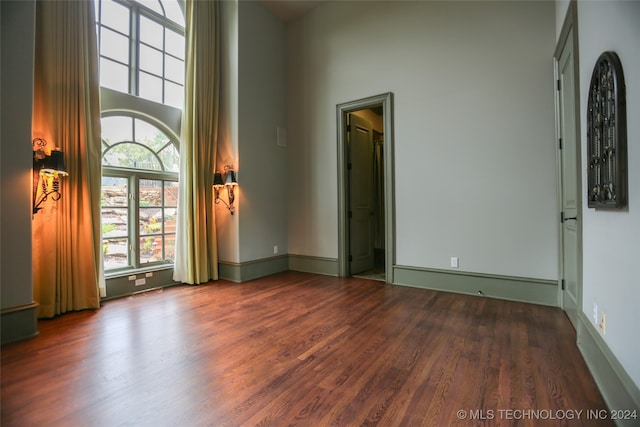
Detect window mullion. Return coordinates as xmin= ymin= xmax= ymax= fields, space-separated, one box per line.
xmin=130 ymin=5 xmax=139 ymax=96
xmin=162 ymin=26 xmax=166 ymax=103
xmin=130 ymin=175 xmax=140 ymax=268
xmin=161 ymin=180 xmax=166 ymax=260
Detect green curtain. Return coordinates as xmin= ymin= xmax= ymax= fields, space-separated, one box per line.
xmin=32 ymin=0 xmax=103 ymax=317
xmin=174 ymin=0 xmax=220 ymax=284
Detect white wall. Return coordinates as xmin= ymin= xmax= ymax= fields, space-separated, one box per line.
xmin=1 ymin=0 xmax=35 ymax=309
xmin=287 ymin=1 xmax=558 ymax=280
xmin=217 ymin=0 xmax=240 ymax=263
xmin=577 ymin=0 xmax=640 ymax=389
xmin=237 ymin=0 xmax=288 ymax=262
xmin=555 ymin=0 xmax=570 ymax=40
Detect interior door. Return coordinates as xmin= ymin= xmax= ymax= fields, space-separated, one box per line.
xmin=348 ymin=113 xmax=375 ymax=275
xmin=558 ymin=31 xmax=580 ymax=327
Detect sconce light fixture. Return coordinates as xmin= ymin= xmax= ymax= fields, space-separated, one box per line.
xmin=32 ymin=137 xmax=68 ymax=215
xmin=213 ymin=166 xmax=238 ymax=214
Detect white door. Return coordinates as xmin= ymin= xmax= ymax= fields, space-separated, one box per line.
xmin=558 ymin=31 xmax=580 ymax=327
xmin=348 ymin=114 xmax=375 ymax=275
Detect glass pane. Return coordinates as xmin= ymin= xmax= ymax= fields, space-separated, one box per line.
xmin=99 ymin=58 xmax=129 ymax=93
xmin=101 ymin=0 xmax=130 ymax=35
xmin=134 ymin=119 xmax=169 ymax=151
xmin=140 ymin=207 xmax=162 ymax=235
xmin=139 ymin=44 xmax=163 ymax=75
xmin=103 ymin=143 xmax=161 ymax=170
xmin=140 ymin=235 xmax=162 ymax=264
xmin=103 ymin=237 xmax=129 ymax=270
xmin=164 ymin=182 xmax=178 ymax=205
xmin=162 ymin=1 xmax=185 ymax=27
xmin=164 ymin=81 xmax=183 ymax=109
xmin=101 ymin=175 xmax=129 ymax=270
xmin=159 ymin=146 xmax=179 ymax=172
xmin=140 ymin=179 xmax=163 ymax=207
xmin=140 ymin=15 xmax=163 ymax=50
xmin=101 ymin=207 xmax=128 ymax=237
xmin=165 ymin=55 xmax=183 ymax=84
xmin=164 ymin=234 xmax=176 ymax=262
xmin=101 ymin=28 xmax=130 ymax=64
xmin=101 ymin=176 xmax=128 ymax=206
xmin=101 ymin=116 xmax=133 ymax=147
xmin=165 ymin=28 xmax=184 ymax=60
xmin=139 ymin=72 xmax=163 ymax=103
xmin=164 ymin=207 xmax=177 ymax=232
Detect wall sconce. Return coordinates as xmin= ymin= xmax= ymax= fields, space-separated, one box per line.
xmin=32 ymin=137 xmax=68 ymax=215
xmin=213 ymin=166 xmax=238 ymax=214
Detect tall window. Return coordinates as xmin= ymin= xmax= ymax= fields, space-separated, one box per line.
xmin=101 ymin=115 xmax=179 ymax=271
xmin=95 ymin=0 xmax=185 ymax=108
xmin=95 ymin=0 xmax=184 ymax=277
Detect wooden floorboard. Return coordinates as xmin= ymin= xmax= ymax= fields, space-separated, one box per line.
xmin=1 ymin=271 xmax=612 ymax=426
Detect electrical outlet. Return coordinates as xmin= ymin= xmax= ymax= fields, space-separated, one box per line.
xmin=593 ymin=303 xmax=598 ymax=325
xmin=450 ymin=257 xmax=459 ymax=268
xmin=599 ymin=312 xmax=606 ymax=335
xmin=274 ymin=245 xmax=279 ymax=254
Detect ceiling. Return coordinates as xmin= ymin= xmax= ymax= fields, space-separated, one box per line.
xmin=260 ymin=0 xmax=327 ymax=22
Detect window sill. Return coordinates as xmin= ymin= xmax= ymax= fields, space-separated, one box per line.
xmin=105 ymin=264 xmax=174 ymax=280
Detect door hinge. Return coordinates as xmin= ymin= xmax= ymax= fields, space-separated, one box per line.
xmin=559 ymin=138 xmax=563 ymax=150
xmin=560 ymin=211 xmax=564 ymax=223
xmin=561 ymin=279 xmax=566 ymax=290
xmin=557 ymin=79 xmax=561 ymax=91
xmin=347 ymin=162 xmax=352 ymax=170
xmin=348 ymin=211 xmax=353 ymax=219
xmin=349 ymin=255 xmax=353 ymax=262
xmin=346 ymin=124 xmax=351 ymax=132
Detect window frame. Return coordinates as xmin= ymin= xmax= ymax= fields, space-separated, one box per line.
xmin=100 ymin=112 xmax=180 ymax=276
xmin=95 ymin=0 xmax=185 ymax=107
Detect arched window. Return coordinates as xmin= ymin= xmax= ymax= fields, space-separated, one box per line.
xmin=100 ymin=115 xmax=179 ymax=271
xmin=95 ymin=0 xmax=184 ymax=285
xmin=101 ymin=115 xmax=179 ymax=172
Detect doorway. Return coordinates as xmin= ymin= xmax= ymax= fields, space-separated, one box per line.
xmin=337 ymin=93 xmax=394 ymax=283
xmin=554 ymin=3 xmax=581 ymax=328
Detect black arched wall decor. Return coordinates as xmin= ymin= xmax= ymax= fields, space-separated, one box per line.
xmin=587 ymin=51 xmax=627 ymax=209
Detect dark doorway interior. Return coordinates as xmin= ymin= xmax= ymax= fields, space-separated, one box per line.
xmin=348 ymin=107 xmax=385 ymax=281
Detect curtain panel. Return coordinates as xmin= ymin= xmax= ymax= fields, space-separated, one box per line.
xmin=32 ymin=0 xmax=103 ymax=317
xmin=173 ymin=0 xmax=221 ymax=284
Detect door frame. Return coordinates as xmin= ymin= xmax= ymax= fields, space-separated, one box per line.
xmin=337 ymin=92 xmax=395 ymax=283
xmin=554 ymin=1 xmax=582 ymax=321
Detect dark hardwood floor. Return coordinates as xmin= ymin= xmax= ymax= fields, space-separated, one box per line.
xmin=2 ymin=271 xmax=611 ymax=426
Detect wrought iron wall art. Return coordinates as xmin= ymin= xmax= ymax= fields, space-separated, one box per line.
xmin=587 ymin=51 xmax=627 ymax=209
